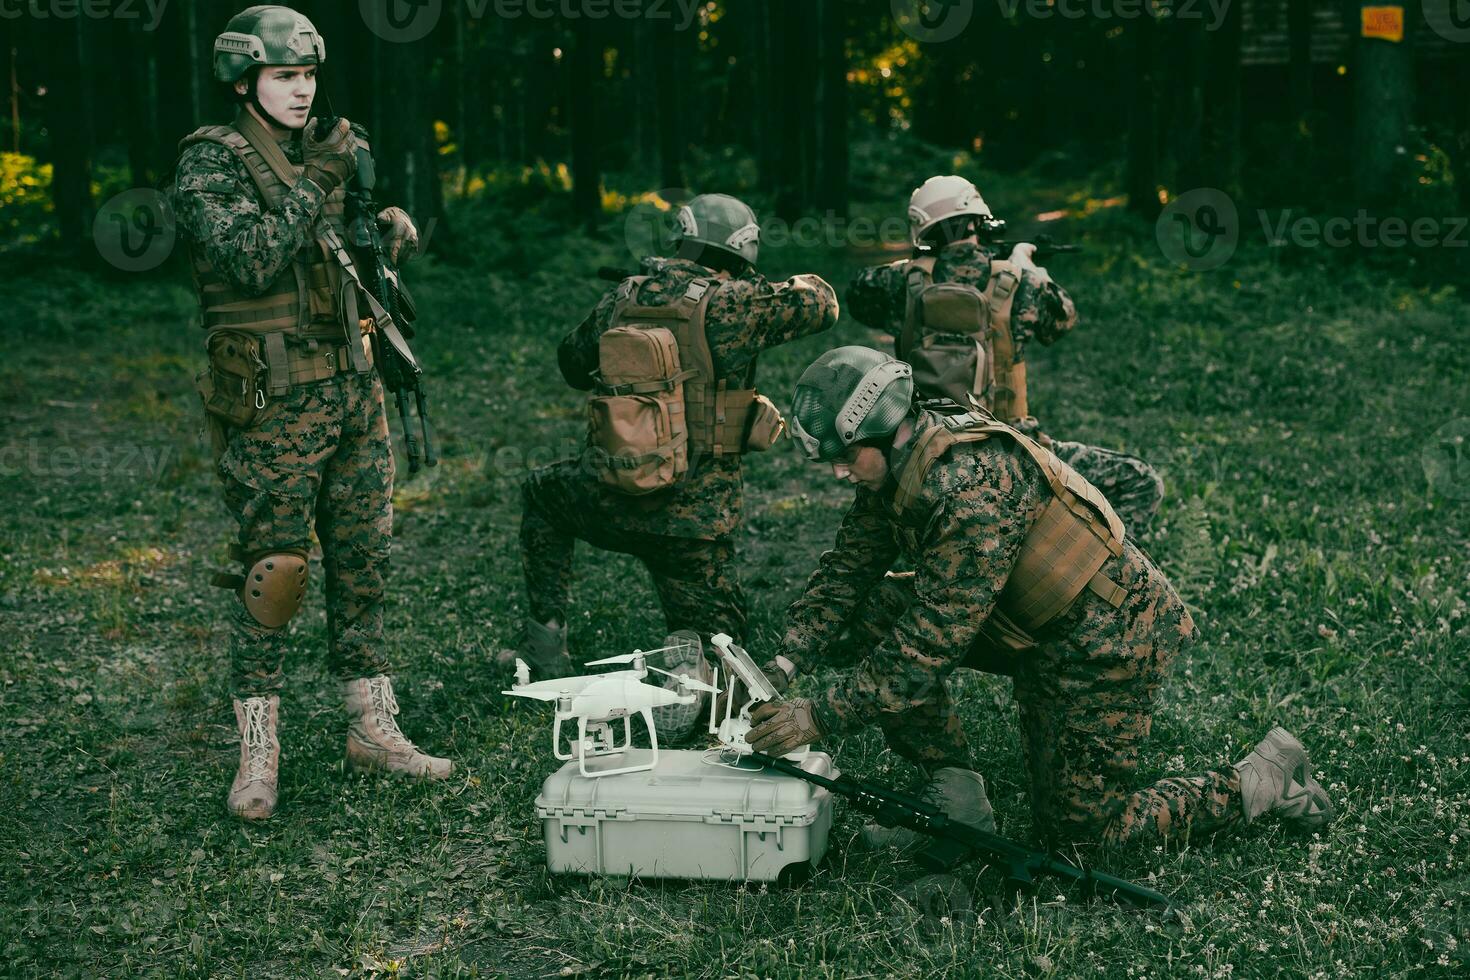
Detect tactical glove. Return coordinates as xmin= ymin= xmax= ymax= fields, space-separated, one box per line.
xmin=748 ymin=698 xmax=825 ymax=756
xmin=376 ymin=206 xmax=419 ymax=265
xmin=303 ymin=118 xmax=359 ymax=195
xmin=1006 ymin=242 xmax=1052 ymax=284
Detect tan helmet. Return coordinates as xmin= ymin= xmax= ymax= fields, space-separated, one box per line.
xmin=907 ymin=175 xmax=991 ymax=246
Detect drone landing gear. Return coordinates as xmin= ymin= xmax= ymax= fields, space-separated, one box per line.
xmin=552 ymin=708 xmax=661 ymax=778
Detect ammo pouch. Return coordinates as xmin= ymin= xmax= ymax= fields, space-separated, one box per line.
xmin=742 ymin=392 xmax=786 ymax=452
xmin=196 ymin=330 xmax=269 ymax=429
xmin=586 ymin=324 xmax=695 ymax=495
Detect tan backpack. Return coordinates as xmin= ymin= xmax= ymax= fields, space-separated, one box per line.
xmin=585 ymin=276 xmax=784 ymax=495
xmin=898 ymin=254 xmax=1028 ymax=422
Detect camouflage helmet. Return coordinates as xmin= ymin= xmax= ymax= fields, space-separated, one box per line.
xmin=791 ymin=347 xmax=914 ymax=462
xmin=213 ymin=5 xmax=326 ymax=83
xmin=908 ymin=175 xmax=990 ymax=245
xmin=669 ymin=193 xmax=761 ymax=265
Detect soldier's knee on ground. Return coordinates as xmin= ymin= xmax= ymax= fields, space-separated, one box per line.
xmin=239 ymin=550 xmax=309 ymax=629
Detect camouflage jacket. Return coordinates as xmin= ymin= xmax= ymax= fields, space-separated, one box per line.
xmin=557 ymin=258 xmax=839 ymax=539
xmin=845 ymin=240 xmax=1078 ymax=355
xmin=172 ymin=128 xmax=332 ymax=298
xmin=782 ymin=410 xmax=1188 ymax=737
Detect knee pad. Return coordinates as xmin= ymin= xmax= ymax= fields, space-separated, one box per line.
xmin=241 ymin=550 xmax=308 ymax=629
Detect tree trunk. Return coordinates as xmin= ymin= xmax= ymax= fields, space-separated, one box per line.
xmin=569 ymin=17 xmax=601 ymax=230
xmin=1200 ymin=0 xmax=1243 ymax=194
xmin=1351 ymin=2 xmax=1414 ymax=205
xmin=1165 ymin=13 xmax=1206 ymax=191
xmin=1126 ymin=10 xmax=1160 ymax=218
xmin=814 ymin=0 xmax=848 ymax=219
xmin=653 ymin=21 xmax=684 ymax=189
xmin=44 ymin=16 xmax=94 ymax=250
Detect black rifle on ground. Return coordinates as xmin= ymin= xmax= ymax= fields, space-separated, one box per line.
xmin=748 ymin=751 xmax=1171 ymax=909
xmin=325 ymin=117 xmax=437 ymax=474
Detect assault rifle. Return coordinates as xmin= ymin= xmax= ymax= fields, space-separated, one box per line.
xmin=916 ymin=229 xmax=1080 ymax=262
xmin=318 ymin=114 xmax=437 ymax=474
xmin=748 ymin=751 xmax=1171 ymax=910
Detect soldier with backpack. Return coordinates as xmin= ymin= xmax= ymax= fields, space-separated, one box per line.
xmin=508 ymin=194 xmax=838 ymax=712
xmin=847 ymin=175 xmax=1165 ymax=535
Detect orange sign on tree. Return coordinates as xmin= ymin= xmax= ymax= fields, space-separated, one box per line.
xmin=1361 ymin=5 xmax=1405 ymax=42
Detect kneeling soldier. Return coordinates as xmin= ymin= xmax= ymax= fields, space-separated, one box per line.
xmin=511 ymin=193 xmax=838 ymax=715
xmin=173 ymin=6 xmax=450 ymax=820
xmin=847 ymin=175 xmax=1165 ymax=534
xmin=746 ymin=346 xmax=1332 ymax=850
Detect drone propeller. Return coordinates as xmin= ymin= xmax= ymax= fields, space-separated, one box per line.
xmin=584 ymin=652 xmax=645 ymax=666
xmin=646 ymin=664 xmax=720 ymax=694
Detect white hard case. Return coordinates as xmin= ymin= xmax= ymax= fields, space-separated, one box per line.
xmin=537 ymin=748 xmax=837 ymax=882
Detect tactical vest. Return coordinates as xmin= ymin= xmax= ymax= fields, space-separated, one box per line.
xmin=891 ymin=410 xmax=1127 ymax=632
xmin=178 ymin=110 xmax=374 ymax=394
xmin=899 ymin=254 xmax=1029 ymax=423
xmin=586 ymin=275 xmax=774 ymax=495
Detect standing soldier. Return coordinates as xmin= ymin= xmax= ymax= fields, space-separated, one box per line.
xmin=173 ymin=6 xmax=451 ymax=821
xmin=745 ymin=346 xmax=1332 ymax=854
xmin=847 ymin=175 xmax=1166 ymax=535
xmin=509 ymin=194 xmax=838 ymax=726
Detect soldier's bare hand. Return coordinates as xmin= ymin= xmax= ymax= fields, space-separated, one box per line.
xmin=303 ymin=118 xmax=359 ymax=194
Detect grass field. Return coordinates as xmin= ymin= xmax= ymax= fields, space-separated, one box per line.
xmin=1 ymin=172 xmax=1467 ymax=978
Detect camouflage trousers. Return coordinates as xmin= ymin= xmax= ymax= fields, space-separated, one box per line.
xmin=1051 ymin=440 xmax=1164 ymax=535
xmin=520 ymin=459 xmax=748 ymax=644
xmin=216 ymin=372 xmax=393 ymax=698
xmin=836 ymin=559 xmax=1241 ymax=847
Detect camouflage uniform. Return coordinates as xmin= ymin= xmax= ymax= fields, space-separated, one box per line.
xmin=782 ymin=415 xmax=1240 ymax=847
xmin=174 ymin=133 xmax=393 ymax=698
xmin=522 ymin=257 xmax=838 ymax=642
xmin=846 ymin=242 xmax=1165 ymax=533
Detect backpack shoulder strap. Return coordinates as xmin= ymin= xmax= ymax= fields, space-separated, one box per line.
xmin=899 ymin=255 xmax=938 ymax=361
xmin=891 ymin=412 xmax=996 ymax=517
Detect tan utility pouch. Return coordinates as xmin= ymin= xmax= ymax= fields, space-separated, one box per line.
xmin=196 ymin=330 xmax=269 ymax=429
xmin=586 ymin=324 xmax=693 ymax=495
xmin=742 ymin=393 xmax=786 ymax=452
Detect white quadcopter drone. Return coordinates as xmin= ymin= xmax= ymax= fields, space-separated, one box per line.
xmin=503 ymin=644 xmax=721 ymax=778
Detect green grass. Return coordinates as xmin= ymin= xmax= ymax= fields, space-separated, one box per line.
xmin=1 ymin=177 xmax=1467 ymax=978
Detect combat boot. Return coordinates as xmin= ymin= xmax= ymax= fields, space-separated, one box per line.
xmin=497 ymin=619 xmax=572 ymax=678
xmin=649 ymin=630 xmax=714 ymax=743
xmin=860 ymin=767 xmax=995 ymax=854
xmin=1234 ymin=726 xmax=1333 ymax=831
xmin=343 ymin=676 xmax=453 ymax=779
xmin=228 ymin=695 xmax=279 ymax=820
